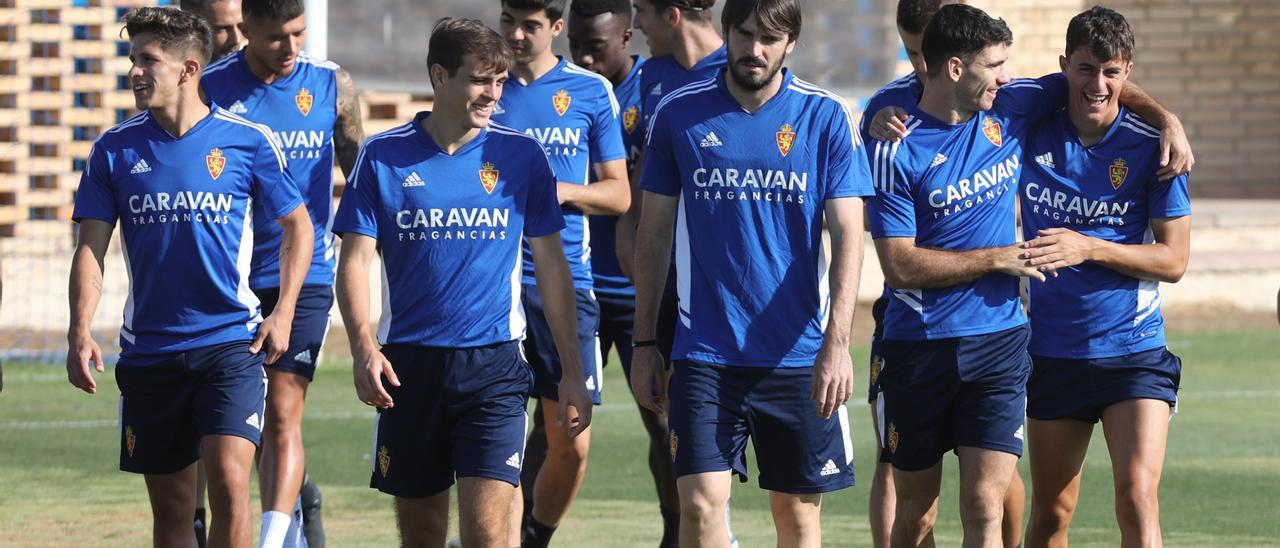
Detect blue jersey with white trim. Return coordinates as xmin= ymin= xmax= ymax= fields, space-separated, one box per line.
xmin=72 ymin=106 xmax=303 ymax=359
xmin=1021 ymin=107 xmax=1190 ymax=358
xmin=640 ymin=70 xmax=874 ymax=367
xmin=589 ymin=56 xmax=645 ymax=297
xmin=638 ymin=46 xmax=728 ymax=133
xmin=867 ymin=74 xmax=1066 ymax=340
xmin=492 ymin=57 xmax=626 ymax=290
xmin=331 ymin=113 xmax=565 ymax=348
xmin=202 ymin=50 xmax=339 ymax=289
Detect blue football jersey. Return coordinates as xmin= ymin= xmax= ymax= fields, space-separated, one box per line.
xmin=202 ymin=50 xmax=339 ymax=289
xmin=640 ymin=70 xmax=875 ymax=367
xmin=72 ymin=106 xmax=303 ymax=359
xmin=331 ymin=113 xmax=565 ymax=348
xmin=588 ymin=56 xmax=645 ymax=297
xmin=867 ymin=74 xmax=1066 ymax=340
xmin=1021 ymin=107 xmax=1190 ymax=359
xmin=638 ymin=46 xmax=728 ymax=133
xmin=492 ymin=57 xmax=627 ymax=290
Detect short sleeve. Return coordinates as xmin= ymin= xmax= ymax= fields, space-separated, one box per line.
xmin=993 ymin=73 xmax=1067 ymax=123
xmin=588 ymin=85 xmax=627 ymax=164
xmin=72 ymin=143 xmax=119 ymax=224
xmin=250 ymin=132 xmax=303 ymax=220
xmin=1149 ymin=172 xmax=1191 ymax=218
xmin=824 ymin=104 xmax=875 ymax=200
xmin=331 ymin=144 xmax=381 ymax=239
xmin=866 ymin=140 xmax=918 ymax=239
xmin=638 ymin=106 xmax=681 ymax=197
xmin=523 ymin=142 xmax=566 ymax=238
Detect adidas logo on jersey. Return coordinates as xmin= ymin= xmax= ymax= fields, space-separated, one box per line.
xmin=402 ymin=172 xmax=426 ymax=188
xmin=650 ymin=83 xmax=662 ymax=96
xmin=130 ymin=159 xmax=152 ymax=174
xmin=819 ymin=459 xmax=840 ymax=477
xmin=293 ymin=349 xmax=313 ymax=365
xmin=1035 ymin=152 xmax=1055 ymax=169
xmin=228 ymin=101 xmax=248 ymax=114
xmin=494 ymin=103 xmax=506 ymax=115
xmin=506 ymin=452 xmax=521 ymax=469
xmin=929 ymin=153 xmax=948 ymax=168
xmin=699 ymin=132 xmax=724 ymax=148
xmin=245 ymin=413 xmax=261 ymax=430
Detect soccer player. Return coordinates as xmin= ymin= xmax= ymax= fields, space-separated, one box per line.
xmin=1018 ymin=8 xmax=1190 ymax=547
xmin=632 ymin=0 xmax=872 ymax=544
xmin=201 ymin=0 xmax=365 ymax=545
xmin=331 ymin=18 xmax=593 ymax=548
xmin=179 ymin=0 xmax=244 ymax=61
xmin=492 ymin=1 xmax=630 ymax=545
xmin=66 ymin=7 xmax=313 ymax=547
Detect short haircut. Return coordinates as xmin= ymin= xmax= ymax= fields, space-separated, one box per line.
xmin=502 ymin=0 xmax=570 ymax=22
xmin=722 ymin=0 xmax=801 ymax=41
xmin=570 ymin=0 xmax=631 ymax=20
xmin=427 ymin=18 xmax=512 ymax=80
xmin=896 ymin=0 xmax=958 ymax=36
xmin=241 ymin=0 xmax=305 ymax=22
xmin=1065 ymin=6 xmax=1135 ymax=62
xmin=648 ymin=0 xmax=716 ymax=23
xmin=122 ymin=6 xmax=214 ymax=64
xmin=921 ymin=4 xmax=1012 ymax=78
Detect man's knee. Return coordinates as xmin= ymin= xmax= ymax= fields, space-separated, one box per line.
xmin=770 ymin=493 xmax=821 ymax=528
xmin=1114 ymin=482 xmax=1158 ymax=524
xmin=679 ymin=484 xmax=728 ymax=520
xmin=1031 ymin=495 xmax=1077 ymax=533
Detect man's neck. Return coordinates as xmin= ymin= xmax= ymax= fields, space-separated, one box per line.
xmin=422 ymin=110 xmax=481 ymax=154
xmin=244 ymin=47 xmax=292 ymax=84
xmin=725 ymin=72 xmax=783 ymax=114
xmin=150 ymin=90 xmax=211 ymax=138
xmin=1069 ymin=106 xmax=1119 ymax=147
xmin=671 ymin=27 xmax=723 ymax=70
xmin=512 ymin=51 xmax=559 ymax=84
xmin=917 ymin=81 xmax=975 ymax=125
xmin=606 ymin=55 xmax=636 ymax=88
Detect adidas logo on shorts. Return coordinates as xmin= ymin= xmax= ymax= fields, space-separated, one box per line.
xmin=585 ymin=376 xmax=596 ymax=391
xmin=402 ymin=171 xmax=426 ymax=188
xmin=130 ymin=159 xmax=152 ymax=174
xmin=293 ymin=350 xmax=313 ymax=365
xmin=1014 ymin=425 xmax=1025 ymax=441
xmin=819 ymin=459 xmax=840 ymax=477
xmin=506 ymin=452 xmax=521 ymax=469
xmin=245 ymin=413 xmax=261 ymax=430
xmin=699 ymin=132 xmax=724 ymax=148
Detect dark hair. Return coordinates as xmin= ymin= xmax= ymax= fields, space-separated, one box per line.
xmin=570 ymin=0 xmax=631 ymax=20
xmin=921 ymin=4 xmax=1012 ymax=78
xmin=427 ymin=18 xmax=512 ymax=80
xmin=122 ymin=6 xmax=214 ymax=64
xmin=722 ymin=0 xmax=801 ymax=40
xmin=1065 ymin=6 xmax=1135 ymax=62
xmin=895 ymin=0 xmax=957 ymax=35
xmin=648 ymin=0 xmax=715 ymax=23
xmin=502 ymin=0 xmax=570 ymax=22
xmin=241 ymin=0 xmax=305 ymax=22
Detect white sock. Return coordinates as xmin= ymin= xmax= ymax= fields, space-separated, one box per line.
xmin=259 ymin=510 xmax=291 ymax=548
xmin=282 ymin=496 xmax=307 ymax=548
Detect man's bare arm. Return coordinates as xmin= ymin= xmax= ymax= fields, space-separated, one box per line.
xmin=557 ymin=158 xmax=631 ymax=215
xmin=875 ymin=237 xmax=1044 ymax=290
xmin=1023 ymin=216 xmax=1190 ymax=283
xmin=66 ymin=220 xmax=114 ymax=394
xmin=1116 ymin=81 xmax=1194 ymax=181
xmin=333 ymin=69 xmax=366 ymax=178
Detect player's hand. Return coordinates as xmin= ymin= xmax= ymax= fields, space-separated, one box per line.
xmin=1157 ymin=121 xmax=1194 ymax=182
xmin=556 ymin=374 xmax=594 ymax=437
xmin=868 ymin=106 xmax=910 ymax=142
xmin=812 ymin=341 xmax=853 ymax=419
xmin=352 ymin=343 xmax=399 ymax=409
xmin=991 ymin=244 xmax=1048 ymax=282
xmin=66 ymin=333 xmax=105 ymax=394
xmin=1021 ymin=228 xmax=1099 ymax=274
xmin=250 ymin=311 xmax=293 ymax=365
xmin=629 ymin=346 xmax=669 ymax=416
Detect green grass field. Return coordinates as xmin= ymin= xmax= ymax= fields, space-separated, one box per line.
xmin=2 ymin=329 xmax=1278 ymax=546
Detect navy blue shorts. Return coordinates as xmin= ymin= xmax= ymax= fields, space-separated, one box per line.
xmin=115 ymin=341 xmax=267 ymax=474
xmin=1028 ymin=347 xmax=1181 ymax=423
xmin=254 ymin=284 xmax=333 ymax=381
xmin=596 ymin=292 xmax=635 ymax=382
xmin=878 ymin=325 xmax=1031 ymax=472
xmin=521 ymin=284 xmax=602 ymax=404
xmin=371 ymin=341 xmax=532 ymax=498
xmin=668 ymin=361 xmax=855 ymax=494
xmin=867 ymin=296 xmax=888 ymax=404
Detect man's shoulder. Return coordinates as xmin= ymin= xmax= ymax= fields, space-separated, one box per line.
xmin=651 ymin=77 xmax=719 ymax=119
xmin=94 ymin=112 xmax=153 ymax=150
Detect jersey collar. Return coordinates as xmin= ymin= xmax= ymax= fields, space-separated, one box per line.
xmin=1062 ymin=105 xmax=1128 ymax=149
xmin=509 ymin=56 xmax=569 ymax=88
xmin=412 ymin=111 xmax=488 ymax=157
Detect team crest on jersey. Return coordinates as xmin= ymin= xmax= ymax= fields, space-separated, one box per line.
xmin=1109 ymin=158 xmax=1129 ymax=189
xmin=776 ymin=123 xmax=797 ymax=157
xmin=125 ymin=425 xmax=137 ymax=458
xmin=623 ymin=105 xmax=640 ymax=134
xmin=982 ymin=117 xmax=1004 ymax=147
xmin=870 ymin=355 xmax=883 ymax=385
xmin=479 ymin=162 xmax=499 ymax=194
xmin=377 ymin=445 xmax=390 ymax=477
xmin=205 ymin=148 xmax=227 ymax=180
xmin=669 ymin=432 xmax=678 ymax=462
xmin=887 ymin=422 xmax=899 ymax=453
xmin=295 ymin=88 xmax=314 ymax=116
xmin=552 ymin=89 xmax=572 ymax=116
